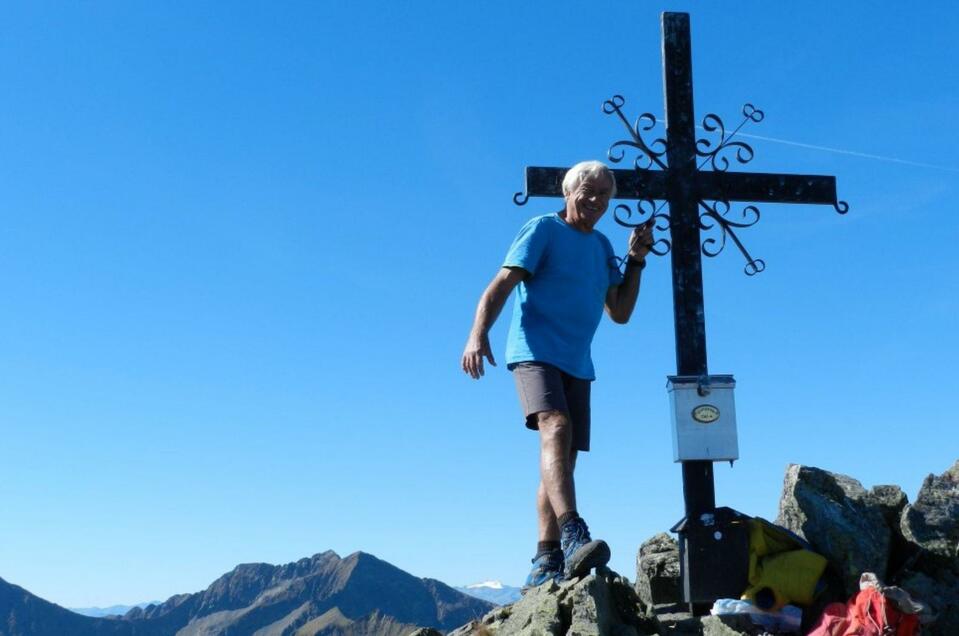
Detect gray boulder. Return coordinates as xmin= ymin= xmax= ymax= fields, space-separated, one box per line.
xmin=634 ymin=533 xmax=681 ymax=607
xmin=871 ymin=484 xmax=911 ymax=574
xmin=776 ymin=464 xmax=890 ymax=594
xmin=898 ymin=569 xmax=959 ymax=636
xmin=652 ymin=612 xmax=764 ymax=635
xmin=448 ymin=568 xmax=658 ymax=636
xmin=652 ymin=608 xmax=706 ymax=635
xmin=700 ymin=615 xmax=765 ymax=635
xmin=900 ymin=460 xmax=959 ymax=576
xmin=870 ymin=484 xmax=909 ymax=529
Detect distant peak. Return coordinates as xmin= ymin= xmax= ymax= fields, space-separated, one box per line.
xmin=467 ymin=580 xmax=504 ymax=589
xmin=342 ymin=550 xmax=379 ymax=564
xmin=312 ymin=549 xmax=341 ymax=560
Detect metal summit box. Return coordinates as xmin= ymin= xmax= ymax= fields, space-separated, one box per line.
xmin=667 ymin=375 xmax=738 ymax=462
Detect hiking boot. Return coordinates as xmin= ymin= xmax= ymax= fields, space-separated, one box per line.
xmin=560 ymin=516 xmax=610 ymax=580
xmin=521 ymin=548 xmax=564 ymax=592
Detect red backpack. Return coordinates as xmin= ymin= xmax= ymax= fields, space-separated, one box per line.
xmin=810 ymin=586 xmax=920 ymax=636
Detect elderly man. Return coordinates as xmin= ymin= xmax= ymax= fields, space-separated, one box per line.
xmin=462 ymin=160 xmax=652 ymax=589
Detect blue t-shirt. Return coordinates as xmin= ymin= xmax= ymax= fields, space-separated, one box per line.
xmin=503 ymin=214 xmax=623 ymax=380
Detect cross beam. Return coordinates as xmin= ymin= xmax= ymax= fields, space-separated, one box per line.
xmin=517 ymin=166 xmax=842 ymax=205
xmin=512 ymin=12 xmax=846 ymax=611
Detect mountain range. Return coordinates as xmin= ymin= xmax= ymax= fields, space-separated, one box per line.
xmin=70 ymin=603 xmax=160 ymax=618
xmin=0 ymin=550 xmax=492 ymax=636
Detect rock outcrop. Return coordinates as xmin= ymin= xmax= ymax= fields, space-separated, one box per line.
xmin=776 ymin=464 xmax=891 ymax=594
xmin=896 ymin=461 xmax=959 ymax=636
xmin=900 ymin=460 xmax=959 ymax=575
xmin=448 ymin=568 xmax=658 ymax=636
xmin=457 ymin=460 xmax=956 ymax=636
xmin=775 ymin=461 xmax=959 ymax=636
xmin=634 ymin=533 xmax=680 ymax=608
xmin=897 ymin=569 xmax=959 ymax=636
xmin=870 ymin=484 xmax=909 ymax=529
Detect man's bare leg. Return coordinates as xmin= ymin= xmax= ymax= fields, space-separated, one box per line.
xmin=536 ymin=410 xmax=609 ymax=578
xmin=537 ymin=410 xmax=576 ymax=527
xmin=537 ymin=449 xmax=577 ymax=542
xmin=521 ymin=410 xmax=576 ymax=590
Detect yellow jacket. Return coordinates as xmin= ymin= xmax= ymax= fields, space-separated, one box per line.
xmin=741 ymin=518 xmax=828 ymax=611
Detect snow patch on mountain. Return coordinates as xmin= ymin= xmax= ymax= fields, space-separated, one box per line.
xmin=466 ymin=580 xmax=504 ymax=590
xmin=455 ymin=581 xmax=521 ymax=606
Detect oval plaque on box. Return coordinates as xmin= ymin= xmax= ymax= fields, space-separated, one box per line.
xmin=692 ymin=404 xmax=720 ymax=424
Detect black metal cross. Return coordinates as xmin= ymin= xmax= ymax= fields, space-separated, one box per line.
xmin=512 ymin=12 xmax=846 ymax=608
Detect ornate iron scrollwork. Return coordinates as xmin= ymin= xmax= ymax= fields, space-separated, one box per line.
xmin=612 ymin=200 xmax=672 ymax=257
xmin=699 ymin=200 xmax=766 ymax=276
xmin=696 ymin=103 xmax=764 ymax=172
xmin=694 ymin=103 xmax=768 ymax=274
xmin=834 ymin=200 xmax=849 ymax=214
xmin=513 ymin=191 xmax=529 ymax=206
xmin=603 ymin=95 xmax=668 ymax=171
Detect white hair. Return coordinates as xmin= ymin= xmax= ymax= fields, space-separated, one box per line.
xmin=561 ymin=160 xmax=617 ymax=198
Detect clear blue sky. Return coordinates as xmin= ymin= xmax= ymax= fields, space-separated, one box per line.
xmin=0 ymin=1 xmax=956 ymax=608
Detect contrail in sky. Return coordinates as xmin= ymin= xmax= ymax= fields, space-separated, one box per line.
xmin=734 ymin=130 xmax=959 ymax=174
xmin=652 ymin=117 xmax=959 ymax=174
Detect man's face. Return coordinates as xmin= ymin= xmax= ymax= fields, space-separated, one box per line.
xmin=564 ymin=174 xmax=613 ymax=232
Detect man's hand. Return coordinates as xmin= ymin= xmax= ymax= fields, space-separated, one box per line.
xmin=461 ymin=267 xmax=525 ymax=380
xmin=627 ymin=220 xmax=655 ymax=262
xmin=462 ymin=332 xmax=496 ymax=379
xmin=605 ymin=220 xmax=652 ymax=324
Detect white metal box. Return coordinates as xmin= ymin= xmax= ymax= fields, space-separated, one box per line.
xmin=667 ymin=375 xmax=738 ymax=462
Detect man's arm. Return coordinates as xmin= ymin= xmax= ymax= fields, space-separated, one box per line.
xmin=462 ymin=267 xmax=527 ymax=379
xmin=605 ymin=222 xmax=654 ymax=324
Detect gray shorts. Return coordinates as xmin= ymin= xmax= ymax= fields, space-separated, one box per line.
xmin=511 ymin=361 xmax=592 ymax=452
